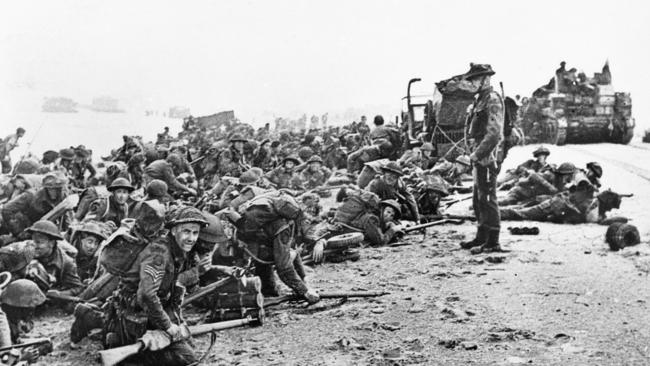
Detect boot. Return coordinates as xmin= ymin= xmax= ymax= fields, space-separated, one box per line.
xmin=460 ymin=226 xmax=487 ymax=249
xmin=470 ymin=229 xmax=503 ymax=254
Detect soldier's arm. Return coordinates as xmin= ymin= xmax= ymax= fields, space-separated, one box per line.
xmin=58 ymin=255 xmax=85 ymax=295
xmin=472 ymin=93 xmax=504 ymax=161
xmin=86 ymin=163 xmax=97 ymax=179
xmin=136 ymin=243 xmax=173 ymax=330
xmin=322 ymin=167 xmax=332 ymax=180
xmin=273 ymin=227 xmax=308 ymax=296
xmin=163 ymin=164 xmax=191 ymax=193
xmin=359 ymin=214 xmax=397 ymax=246
xmin=399 ymin=184 xmax=420 ymax=222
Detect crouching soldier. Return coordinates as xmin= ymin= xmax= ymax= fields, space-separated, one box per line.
xmin=69 ymin=221 xmax=110 ymax=283
xmin=366 ymin=161 xmax=420 ymax=223
xmin=0 ymin=279 xmax=52 ymax=362
xmin=24 ymin=220 xmax=84 ymax=299
xmin=103 ymin=205 xmax=207 ymax=366
xmin=220 ymin=191 xmax=319 ymax=303
xmin=84 ymin=177 xmax=135 ymax=227
xmin=309 ymin=189 xmax=402 ymax=258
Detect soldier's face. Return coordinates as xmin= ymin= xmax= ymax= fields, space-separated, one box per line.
xmin=80 ymin=234 xmax=100 ymax=256
xmin=233 ymin=142 xmax=244 ymax=151
xmin=33 ymin=233 xmax=56 ymax=258
xmin=113 ymin=188 xmax=130 ymax=205
xmin=45 ymin=187 xmax=62 ymax=201
xmin=382 ymin=207 xmax=396 ymax=222
xmin=284 ymin=161 xmax=295 ymax=170
xmin=308 ymin=162 xmax=321 ymax=171
xmin=172 ymin=223 xmax=202 ymax=252
xmin=384 ymin=173 xmax=399 ymax=186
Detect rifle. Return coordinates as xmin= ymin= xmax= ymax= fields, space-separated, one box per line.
xmin=181 ymin=277 xmax=231 ymax=307
xmin=399 ymin=218 xmax=465 ymax=234
xmin=263 ymin=290 xmax=389 ymax=308
xmin=443 ymin=194 xmax=473 ymax=208
xmin=46 ymin=291 xmax=84 ymax=303
xmin=40 ymin=194 xmax=80 ymax=221
xmin=0 ymin=337 xmax=52 ymax=361
xmin=99 ymin=317 xmax=258 ymax=366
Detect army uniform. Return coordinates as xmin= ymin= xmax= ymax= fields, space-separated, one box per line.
xmin=299 ymin=156 xmax=332 ymax=189
xmin=461 ymin=64 xmax=504 ymax=253
xmin=84 ymin=178 xmax=135 ymax=227
xmin=103 ymin=206 xmax=205 ymax=366
xmin=499 ymin=162 xmax=575 ymax=206
xmin=233 ymin=191 xmax=313 ymax=298
xmin=429 ymin=155 xmax=471 ymax=187
xmin=346 ymin=145 xmax=385 ymax=174
xmin=317 ymin=190 xmax=401 ymax=247
xmin=356 ymin=159 xmax=389 ymax=189
xmin=144 ymin=159 xmax=192 ymax=194
xmin=1 ymin=174 xmax=68 ymax=239
xmin=366 ymin=163 xmax=420 ymax=223
xmin=265 ymin=156 xmax=303 ymax=190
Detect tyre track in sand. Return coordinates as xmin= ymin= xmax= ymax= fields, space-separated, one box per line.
xmin=566 ymin=144 xmax=650 ymax=183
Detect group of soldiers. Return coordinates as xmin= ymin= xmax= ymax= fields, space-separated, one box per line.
xmin=0 ymin=63 xmax=627 ymax=366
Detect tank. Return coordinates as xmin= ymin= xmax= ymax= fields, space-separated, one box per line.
xmin=519 ymin=62 xmax=634 ymax=145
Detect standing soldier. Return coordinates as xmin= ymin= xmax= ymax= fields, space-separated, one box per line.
xmin=459 ymin=63 xmax=506 ymax=254
xmin=103 ymin=205 xmax=207 ymax=365
xmin=0 ymin=127 xmax=26 ymax=174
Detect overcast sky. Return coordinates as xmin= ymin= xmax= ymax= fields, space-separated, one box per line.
xmin=1 ymin=0 xmax=649 ymax=126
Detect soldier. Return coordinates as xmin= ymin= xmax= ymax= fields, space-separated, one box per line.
xmin=103 ymin=205 xmax=206 ymax=365
xmin=220 ymin=191 xmax=319 ymax=302
xmin=498 ymin=162 xmax=575 ymax=206
xmin=420 ymin=142 xmax=437 ymax=170
xmin=0 ymin=279 xmax=47 ymax=350
xmin=84 ymin=177 xmax=134 ymax=227
xmin=500 ymin=181 xmax=614 ymax=224
xmin=251 ymin=139 xmax=274 ymax=171
xmin=228 ymin=134 xmax=249 ymax=169
xmin=144 ymin=156 xmax=196 ymax=196
xmin=265 ymin=155 xmax=303 ymax=189
xmin=156 ymin=127 xmax=171 ymax=146
xmin=585 ymin=162 xmax=602 ymax=189
xmin=1 ymin=173 xmax=68 ymax=241
xmin=459 ymin=63 xmax=505 ymax=254
xmin=70 ymin=221 xmax=110 ymax=283
xmin=0 ymin=127 xmax=25 ymax=174
xmin=126 ymin=153 xmax=147 ymax=189
xmin=310 ymin=194 xmax=403 ymax=261
xmin=144 ymin=179 xmax=172 ymax=204
xmin=498 ymin=146 xmax=552 ymax=189
xmin=429 ymin=155 xmax=472 ymax=187
xmin=56 ymin=148 xmax=76 ymax=177
xmin=177 ymin=213 xmax=238 ymax=289
xmin=24 ymin=220 xmax=84 ymax=297
xmin=300 ymin=155 xmax=332 ymax=191
xmin=70 ymin=148 xmax=97 ymax=188
xmin=346 ymin=141 xmax=391 ymax=174
xmin=366 ymin=161 xmax=420 ymax=223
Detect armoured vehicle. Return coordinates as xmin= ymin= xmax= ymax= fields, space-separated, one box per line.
xmin=519 ymin=62 xmax=633 ymax=145
xmin=42 ymin=97 xmax=78 ymax=113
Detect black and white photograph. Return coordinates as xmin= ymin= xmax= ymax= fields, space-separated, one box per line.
xmin=0 ymin=1 xmax=649 ymax=365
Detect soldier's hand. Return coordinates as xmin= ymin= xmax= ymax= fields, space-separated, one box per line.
xmin=304 ymin=289 xmax=320 ymax=304
xmin=19 ymin=346 xmax=40 ymax=363
xmin=142 ymin=329 xmax=172 ymax=351
xmin=198 ymin=256 xmax=213 ymax=275
xmin=186 ymin=188 xmax=198 ymax=196
xmin=312 ymin=239 xmax=326 ymax=263
xmin=165 ymin=324 xmax=183 ymax=342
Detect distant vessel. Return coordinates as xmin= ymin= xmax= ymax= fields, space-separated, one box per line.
xmin=42 ymin=97 xmax=78 ymax=113
xmin=168 ymin=106 xmax=191 ymax=119
xmin=89 ymin=96 xmax=125 ymax=113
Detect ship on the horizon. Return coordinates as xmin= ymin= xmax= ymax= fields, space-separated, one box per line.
xmin=42 ymin=97 xmax=78 ymax=113
xmin=88 ymin=96 xmax=125 ymax=113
